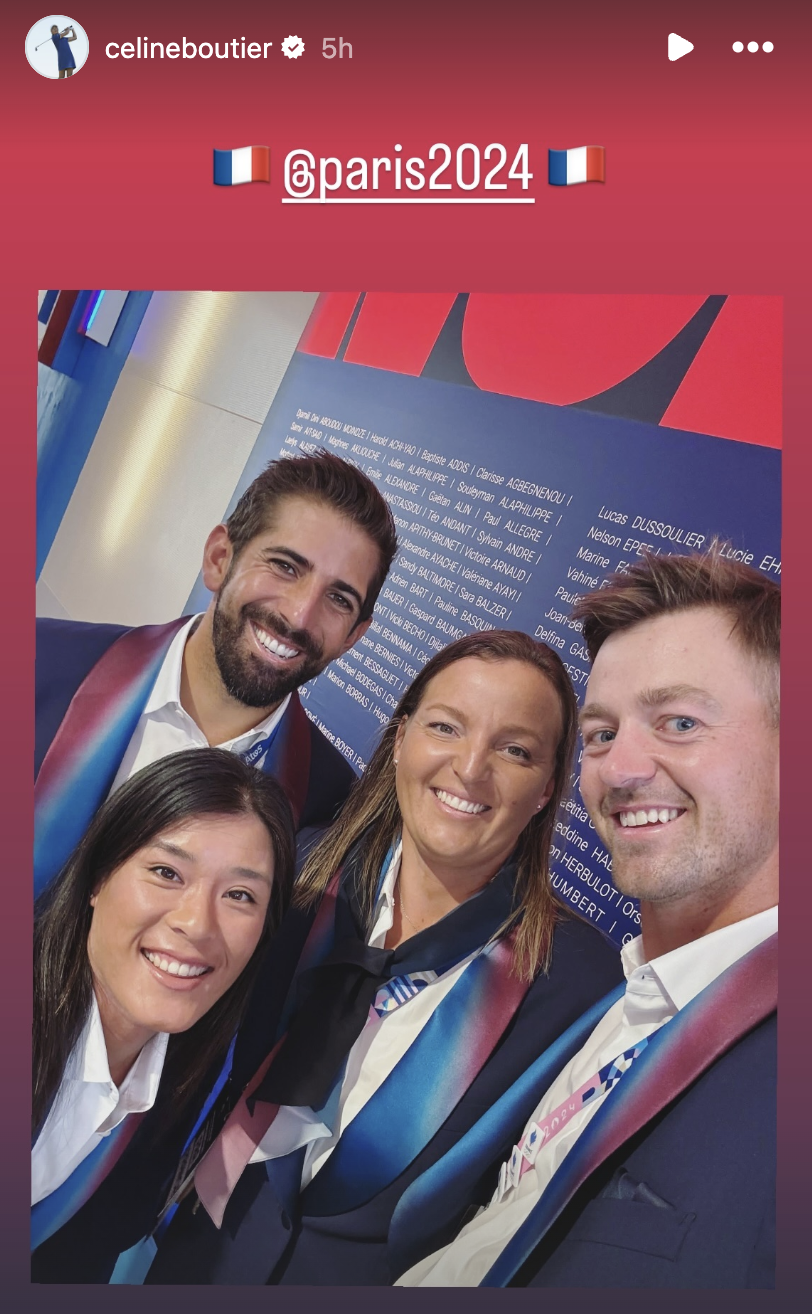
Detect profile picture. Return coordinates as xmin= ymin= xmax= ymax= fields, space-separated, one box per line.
xmin=26 ymin=15 xmax=88 ymax=79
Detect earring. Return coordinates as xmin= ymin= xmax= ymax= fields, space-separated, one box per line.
xmin=393 ymin=758 xmax=399 ymax=767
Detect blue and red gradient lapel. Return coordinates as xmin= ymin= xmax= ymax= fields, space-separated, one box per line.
xmin=34 ymin=619 xmax=312 ymax=897
xmin=261 ymin=689 xmax=310 ymax=828
xmin=34 ymin=619 xmax=189 ymax=896
xmin=390 ymin=933 xmax=776 ymax=1284
xmin=481 ymin=931 xmax=777 ymax=1286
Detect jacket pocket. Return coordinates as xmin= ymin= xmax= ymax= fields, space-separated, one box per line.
xmin=566 ymin=1196 xmax=696 ymax=1261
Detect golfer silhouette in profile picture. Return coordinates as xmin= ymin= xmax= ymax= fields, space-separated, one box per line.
xmin=50 ymin=24 xmax=77 ymax=78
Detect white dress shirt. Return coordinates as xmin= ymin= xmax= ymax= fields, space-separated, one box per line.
xmin=400 ymin=904 xmax=778 ymax=1287
xmin=32 ymin=994 xmax=169 ymax=1206
xmin=109 ymin=615 xmax=291 ymax=792
xmin=249 ymin=843 xmax=479 ymax=1186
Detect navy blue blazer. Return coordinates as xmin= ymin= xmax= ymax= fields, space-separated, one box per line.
xmin=31 ymin=1056 xmax=226 ymax=1283
xmin=35 ymin=617 xmax=356 ymax=831
xmin=511 ymin=1013 xmax=775 ymax=1288
xmin=145 ymin=913 xmax=624 ymax=1285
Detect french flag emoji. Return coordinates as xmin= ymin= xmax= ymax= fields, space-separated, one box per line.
xmin=548 ymin=146 xmax=605 ymax=186
xmin=213 ymin=146 xmax=270 ymax=186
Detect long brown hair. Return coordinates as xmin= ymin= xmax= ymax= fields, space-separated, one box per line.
xmin=33 ymin=749 xmax=295 ymax=1137
xmin=295 ymin=631 xmax=578 ymax=979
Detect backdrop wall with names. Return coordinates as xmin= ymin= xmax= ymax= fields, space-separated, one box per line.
xmin=189 ymin=293 xmax=782 ymax=946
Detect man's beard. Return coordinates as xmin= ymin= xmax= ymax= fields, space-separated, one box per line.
xmin=211 ymin=599 xmax=326 ymax=709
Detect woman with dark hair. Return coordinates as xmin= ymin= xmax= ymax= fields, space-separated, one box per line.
xmin=149 ymin=632 xmax=624 ymax=1286
xmin=32 ymin=748 xmax=295 ymax=1282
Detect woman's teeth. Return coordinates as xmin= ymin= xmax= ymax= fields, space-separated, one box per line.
xmin=618 ymin=808 xmax=681 ymax=828
xmin=143 ymin=951 xmax=209 ymax=978
xmin=435 ymin=789 xmax=488 ymax=815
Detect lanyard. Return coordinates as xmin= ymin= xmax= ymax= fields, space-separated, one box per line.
xmin=498 ymin=1037 xmax=650 ymax=1199
xmin=237 ymin=722 xmax=280 ymax=767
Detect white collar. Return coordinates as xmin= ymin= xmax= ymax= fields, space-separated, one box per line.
xmin=66 ymin=993 xmax=169 ymax=1107
xmin=143 ymin=615 xmax=200 ymax=716
xmin=368 ymin=841 xmax=403 ymax=947
xmin=143 ymin=612 xmax=292 ymax=748
xmin=377 ymin=841 xmax=403 ymax=906
xmin=369 ymin=840 xmax=500 ymax=947
xmin=621 ymin=905 xmax=778 ymax=1012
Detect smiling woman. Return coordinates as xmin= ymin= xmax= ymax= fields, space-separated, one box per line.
xmin=295 ymin=630 xmax=582 ymax=976
xmin=145 ymin=633 xmax=624 ymax=1286
xmin=31 ymin=749 xmax=295 ymax=1282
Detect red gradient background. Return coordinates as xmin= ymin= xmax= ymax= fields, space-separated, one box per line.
xmin=4 ymin=1 xmax=809 ymax=1306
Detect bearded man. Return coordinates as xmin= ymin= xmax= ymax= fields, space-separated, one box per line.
xmin=35 ymin=451 xmax=397 ymax=895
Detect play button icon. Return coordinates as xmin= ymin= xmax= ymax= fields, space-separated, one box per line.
xmin=668 ymin=32 xmax=694 ymax=61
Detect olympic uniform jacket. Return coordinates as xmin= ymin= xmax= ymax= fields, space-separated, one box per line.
xmin=145 ymin=877 xmax=624 ymax=1287
xmin=35 ymin=617 xmax=356 ymax=891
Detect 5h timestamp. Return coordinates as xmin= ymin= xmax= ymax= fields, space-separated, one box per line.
xmin=322 ymin=37 xmax=352 ymax=58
